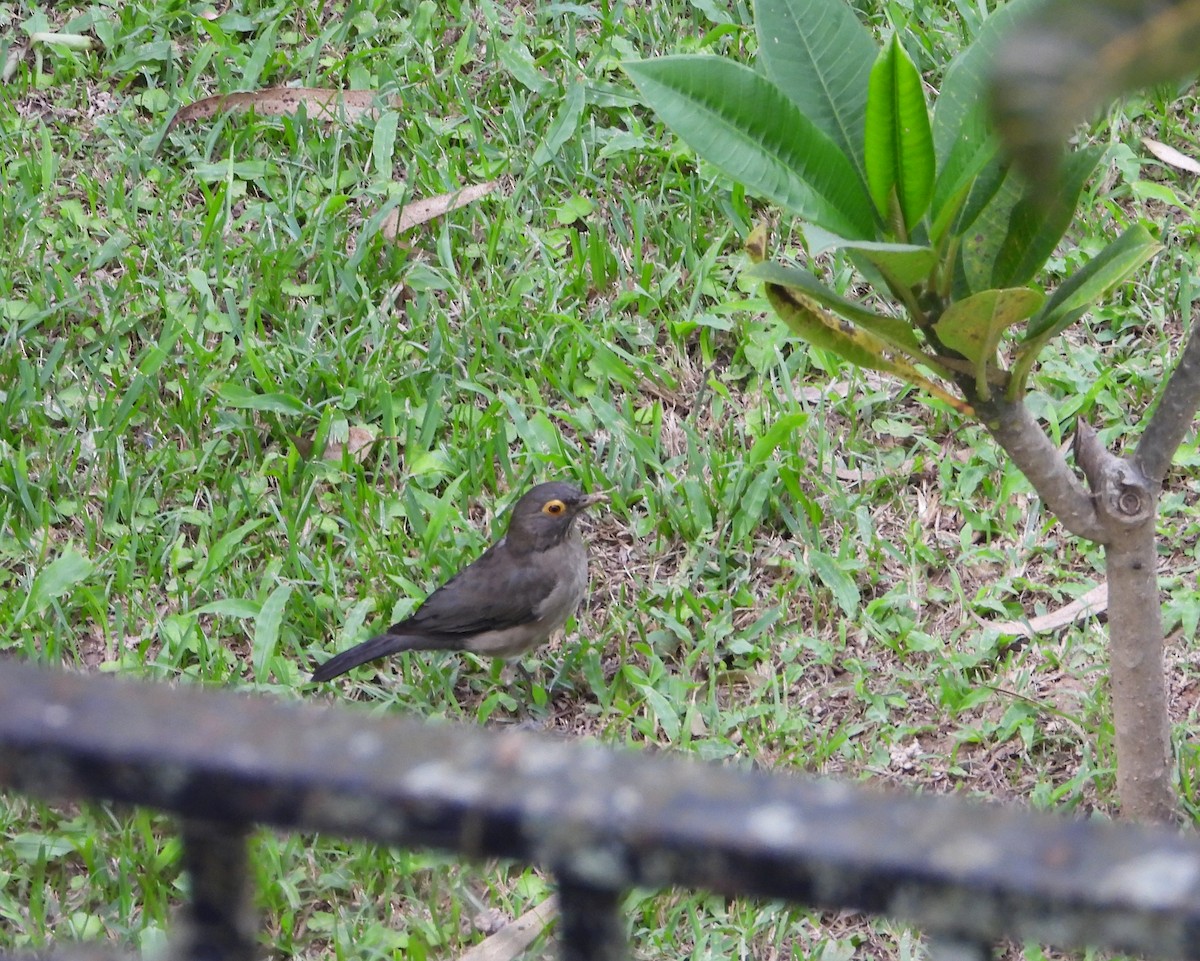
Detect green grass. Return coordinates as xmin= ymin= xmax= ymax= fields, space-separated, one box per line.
xmin=2 ymin=0 xmax=1199 ymax=958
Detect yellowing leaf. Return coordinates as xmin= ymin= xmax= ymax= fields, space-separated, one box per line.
xmin=934 ymin=287 xmax=1043 ymax=364
xmin=764 ymin=281 xmax=973 ymax=414
xmin=746 ymin=223 xmax=770 ymax=263
xmin=933 ymin=287 xmax=1042 ymax=399
xmin=747 ymin=224 xmax=972 ymax=414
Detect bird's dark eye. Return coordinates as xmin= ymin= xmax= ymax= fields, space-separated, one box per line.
xmin=542 ymin=499 xmax=566 ymax=515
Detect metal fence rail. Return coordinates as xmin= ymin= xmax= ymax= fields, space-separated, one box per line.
xmin=1 ymin=662 xmax=1198 ymax=961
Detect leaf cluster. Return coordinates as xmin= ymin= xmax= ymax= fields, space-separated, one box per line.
xmin=624 ymin=0 xmax=1160 ymax=409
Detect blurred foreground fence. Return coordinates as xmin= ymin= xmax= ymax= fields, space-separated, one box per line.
xmin=1 ymin=662 xmax=1199 ymax=961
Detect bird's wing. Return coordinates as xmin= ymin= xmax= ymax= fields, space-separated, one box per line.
xmin=396 ymin=540 xmax=554 ymax=638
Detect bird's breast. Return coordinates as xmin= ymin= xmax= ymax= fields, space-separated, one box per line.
xmin=530 ymin=535 xmax=589 ymax=626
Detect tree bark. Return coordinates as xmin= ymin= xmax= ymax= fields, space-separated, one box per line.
xmin=973 ymin=395 xmax=1105 ymax=542
xmin=1075 ymin=422 xmax=1177 ymax=822
xmin=972 ymin=394 xmax=1188 ymax=822
xmin=1104 ymin=537 xmax=1175 ymax=822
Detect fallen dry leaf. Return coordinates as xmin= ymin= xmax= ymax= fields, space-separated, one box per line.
xmin=167 ymin=87 xmax=388 ymax=133
xmin=197 ymin=1 xmax=230 ymax=19
xmin=457 ymin=897 xmax=557 ymax=961
xmin=834 ymin=459 xmax=915 ymax=484
xmin=1142 ymin=137 xmax=1200 ymax=175
xmin=797 ymin=380 xmax=852 ymax=403
xmin=988 ymin=582 xmax=1108 ymax=638
xmin=381 ymin=180 xmax=500 ymax=240
xmin=322 ymin=425 xmax=377 ymax=463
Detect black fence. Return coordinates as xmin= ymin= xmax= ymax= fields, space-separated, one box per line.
xmin=1 ymin=662 xmax=1199 ymax=961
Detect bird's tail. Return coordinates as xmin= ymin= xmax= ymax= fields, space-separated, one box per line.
xmin=310 ymin=632 xmax=453 ymax=682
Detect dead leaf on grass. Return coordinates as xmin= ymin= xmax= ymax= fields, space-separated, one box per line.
xmin=988 ymin=582 xmax=1108 ymax=638
xmin=323 ymin=425 xmax=377 ymax=463
xmin=166 ymin=87 xmax=387 ymax=134
xmin=797 ymin=380 xmax=852 ymax=403
xmin=197 ymin=1 xmax=230 ymax=19
xmin=833 ymin=459 xmax=914 ymax=484
xmin=1142 ymin=137 xmax=1200 ymax=175
xmin=713 ymin=669 xmax=769 ymax=691
xmin=288 ymin=425 xmax=377 ymax=462
xmin=458 ymin=896 xmax=557 ymax=961
xmin=381 ymin=180 xmax=501 ymax=240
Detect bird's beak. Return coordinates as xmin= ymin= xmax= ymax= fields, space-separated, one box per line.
xmin=580 ymin=491 xmax=610 ymax=509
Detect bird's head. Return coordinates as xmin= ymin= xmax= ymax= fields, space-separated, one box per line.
xmin=505 ymin=481 xmax=608 ymax=552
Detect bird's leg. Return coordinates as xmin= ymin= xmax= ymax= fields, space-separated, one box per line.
xmin=504 ymin=659 xmax=557 ymax=722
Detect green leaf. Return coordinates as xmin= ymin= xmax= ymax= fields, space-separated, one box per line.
xmin=931 ymin=0 xmax=1047 ymax=222
xmin=755 ymin=0 xmax=876 ymax=187
xmin=371 ymin=111 xmax=400 ymax=180
xmin=497 ymin=37 xmax=553 ymax=94
xmin=191 ymin=599 xmax=261 ymax=618
xmin=641 ymin=686 xmax=682 ymax=742
xmin=934 ymin=287 xmax=1044 ymax=365
xmin=804 ymin=226 xmax=936 ymax=288
xmin=10 ymin=834 xmax=77 ymax=861
xmin=253 ymin=584 xmax=292 ymax=683
xmin=1027 ymin=223 xmax=1161 ymax=341
xmin=107 ymin=39 xmax=172 ymax=74
xmin=624 ymin=56 xmax=876 ymax=237
xmin=218 ymin=383 xmax=308 ymax=415
xmin=809 ymin=550 xmax=859 ymax=616
xmin=532 ymin=79 xmax=586 ymax=167
xmin=991 ymin=146 xmax=1104 ymax=287
xmin=932 ymin=134 xmax=999 ymax=237
xmin=864 ymin=34 xmax=934 ymax=231
xmin=24 ymin=549 xmax=93 ymax=619
xmin=932 ymin=0 xmax=1049 ymax=168
xmin=1011 ymin=223 xmax=1161 ymax=395
xmin=957 ymin=165 xmax=1023 ymax=295
xmin=745 ymin=259 xmax=920 ymax=349
xmin=928 ymin=136 xmax=997 ymax=245
xmin=195 ymin=519 xmax=270 ymax=584
xmin=747 ymin=411 xmax=810 ymax=467
xmin=953 ymin=155 xmax=1010 ymax=236
xmin=848 ymin=242 xmax=936 ymax=288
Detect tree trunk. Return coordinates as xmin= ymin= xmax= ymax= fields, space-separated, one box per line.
xmin=1105 ymin=535 xmax=1176 ymax=822
xmin=974 ymin=399 xmax=1184 ymax=823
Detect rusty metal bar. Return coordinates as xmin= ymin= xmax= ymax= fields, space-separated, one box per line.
xmin=556 ymin=878 xmax=626 ymax=961
xmin=175 ymin=819 xmax=257 ymax=961
xmin=2 ymin=663 xmax=1200 ymax=960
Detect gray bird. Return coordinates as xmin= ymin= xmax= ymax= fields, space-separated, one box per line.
xmin=311 ymin=481 xmax=607 ymax=682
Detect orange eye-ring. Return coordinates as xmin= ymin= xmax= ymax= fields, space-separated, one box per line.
xmin=542 ymin=499 xmax=566 ymax=515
